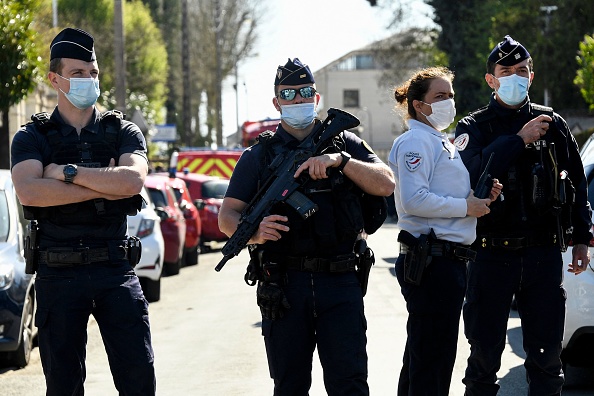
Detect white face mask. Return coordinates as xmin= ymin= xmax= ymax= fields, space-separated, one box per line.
xmin=279 ymin=102 xmax=317 ymax=129
xmin=420 ymin=98 xmax=456 ymax=131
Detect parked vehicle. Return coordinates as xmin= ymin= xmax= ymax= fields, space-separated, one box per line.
xmin=172 ymin=172 xmax=229 ymax=251
xmin=150 ymin=174 xmax=201 ymax=266
xmin=128 ymin=186 xmax=165 ymax=302
xmin=0 ymin=169 xmax=36 ymax=368
xmin=561 ymin=133 xmax=594 ymax=368
xmin=144 ymin=174 xmax=186 ymax=276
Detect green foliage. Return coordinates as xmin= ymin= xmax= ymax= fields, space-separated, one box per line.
xmin=574 ymin=34 xmax=594 ymax=111
xmin=0 ymin=0 xmax=43 ymax=109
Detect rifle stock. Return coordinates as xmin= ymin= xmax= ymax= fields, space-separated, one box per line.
xmin=215 ymin=108 xmax=360 ymax=272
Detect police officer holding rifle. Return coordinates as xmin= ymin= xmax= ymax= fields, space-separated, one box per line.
xmin=219 ymin=58 xmax=394 ymax=396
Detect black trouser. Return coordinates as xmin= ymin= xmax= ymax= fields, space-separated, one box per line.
xmin=395 ymin=254 xmax=467 ymax=396
xmin=463 ymin=245 xmax=565 ymax=396
xmin=261 ymin=270 xmax=368 ymax=396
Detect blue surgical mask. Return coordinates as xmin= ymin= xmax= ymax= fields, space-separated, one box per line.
xmin=58 ymin=74 xmax=100 ymax=109
xmin=279 ymin=103 xmax=317 ymax=129
xmin=493 ymin=74 xmax=529 ymax=106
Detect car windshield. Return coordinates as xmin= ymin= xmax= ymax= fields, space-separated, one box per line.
xmin=148 ymin=188 xmax=168 ymax=208
xmin=202 ymin=180 xmax=229 ymax=199
xmin=0 ymin=191 xmax=9 ymax=242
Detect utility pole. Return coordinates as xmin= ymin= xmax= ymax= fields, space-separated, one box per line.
xmin=214 ymin=0 xmax=223 ymax=147
xmin=114 ymin=0 xmax=126 ymax=113
xmin=540 ymin=5 xmax=557 ymax=107
xmin=52 ymin=0 xmax=58 ymax=27
xmin=181 ymin=0 xmax=191 ymax=146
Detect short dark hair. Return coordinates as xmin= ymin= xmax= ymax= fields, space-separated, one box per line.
xmin=49 ymin=58 xmax=62 ymax=74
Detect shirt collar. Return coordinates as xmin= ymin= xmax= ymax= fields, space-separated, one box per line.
xmin=489 ymin=93 xmax=532 ymax=117
xmin=50 ymin=107 xmax=101 ymax=136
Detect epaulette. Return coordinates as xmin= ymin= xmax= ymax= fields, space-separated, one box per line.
xmin=28 ymin=112 xmax=57 ymax=134
xmin=255 ymin=130 xmax=276 ymax=144
xmin=100 ymin=109 xmax=125 ymax=121
xmin=468 ymin=106 xmax=496 ymax=123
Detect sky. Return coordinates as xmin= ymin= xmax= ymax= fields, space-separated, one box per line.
xmin=220 ymin=0 xmax=433 ymax=139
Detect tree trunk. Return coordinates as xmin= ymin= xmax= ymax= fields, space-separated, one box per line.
xmin=0 ymin=109 xmax=10 ymax=169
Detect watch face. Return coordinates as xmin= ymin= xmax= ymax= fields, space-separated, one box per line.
xmin=64 ymin=164 xmax=77 ymax=182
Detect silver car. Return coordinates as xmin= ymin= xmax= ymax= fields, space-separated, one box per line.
xmin=0 ymin=169 xmax=36 ymax=368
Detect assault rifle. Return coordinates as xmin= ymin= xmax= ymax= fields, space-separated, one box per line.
xmin=215 ymin=108 xmax=360 ymax=272
xmin=474 ymin=152 xmax=494 ymax=199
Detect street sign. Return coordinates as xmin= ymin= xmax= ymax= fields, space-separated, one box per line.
xmin=152 ymin=124 xmax=177 ymax=142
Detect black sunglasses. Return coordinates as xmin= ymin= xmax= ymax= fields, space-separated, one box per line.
xmin=277 ymin=86 xmax=317 ymax=101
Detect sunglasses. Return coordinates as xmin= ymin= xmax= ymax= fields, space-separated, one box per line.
xmin=277 ymin=86 xmax=317 ymax=101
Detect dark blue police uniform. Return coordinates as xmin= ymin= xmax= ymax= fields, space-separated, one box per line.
xmin=226 ymin=123 xmax=379 ymax=396
xmin=10 ymin=108 xmax=156 ymax=396
xmin=455 ymin=95 xmax=592 ymax=396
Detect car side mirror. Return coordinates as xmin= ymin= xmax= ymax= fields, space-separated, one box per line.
xmin=194 ymin=199 xmax=205 ymax=210
xmin=154 ymin=207 xmax=169 ymax=221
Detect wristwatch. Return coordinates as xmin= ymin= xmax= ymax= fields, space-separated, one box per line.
xmin=337 ymin=151 xmax=351 ymax=172
xmin=63 ymin=164 xmax=78 ymax=184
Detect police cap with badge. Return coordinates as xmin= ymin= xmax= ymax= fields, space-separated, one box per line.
xmin=50 ymin=27 xmax=96 ymax=62
xmin=275 ymin=58 xmax=315 ymax=86
xmin=488 ymin=35 xmax=530 ymax=66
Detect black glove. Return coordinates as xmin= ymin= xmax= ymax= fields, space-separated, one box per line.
xmin=257 ymin=281 xmax=290 ymax=320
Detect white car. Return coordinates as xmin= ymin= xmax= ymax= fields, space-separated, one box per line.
xmin=128 ymin=186 xmax=165 ymax=303
xmin=561 ymin=134 xmax=594 ymax=368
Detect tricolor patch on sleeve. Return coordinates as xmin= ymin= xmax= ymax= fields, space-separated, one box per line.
xmin=454 ymin=133 xmax=469 ymax=151
xmin=404 ymin=152 xmax=422 ymax=171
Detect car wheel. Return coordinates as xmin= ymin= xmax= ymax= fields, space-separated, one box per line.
xmin=139 ymin=276 xmax=161 ymax=303
xmin=163 ymin=257 xmax=182 ymax=276
xmin=184 ymin=246 xmax=199 ymax=267
xmin=9 ymin=290 xmax=35 ymax=368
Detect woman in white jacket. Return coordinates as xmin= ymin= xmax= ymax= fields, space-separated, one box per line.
xmin=388 ymin=66 xmax=501 ymax=396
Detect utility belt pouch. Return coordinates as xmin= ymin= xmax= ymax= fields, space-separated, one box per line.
xmin=127 ymin=236 xmax=142 ymax=268
xmin=398 ymin=229 xmax=434 ymax=285
xmin=244 ymin=245 xmax=263 ymax=286
xmin=355 ymin=238 xmax=375 ymax=297
xmin=24 ymin=220 xmax=39 ymax=275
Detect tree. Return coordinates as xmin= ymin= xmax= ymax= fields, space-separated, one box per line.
xmin=188 ymin=0 xmax=261 ymax=147
xmin=574 ymin=34 xmax=594 ymax=111
xmin=0 ymin=0 xmax=42 ymax=169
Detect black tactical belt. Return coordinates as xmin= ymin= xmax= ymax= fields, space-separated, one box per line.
xmin=283 ymin=255 xmax=357 ymax=273
xmin=477 ymin=233 xmax=557 ymax=250
xmin=39 ymin=247 xmax=124 ymax=267
xmin=401 ymin=241 xmax=476 ymax=262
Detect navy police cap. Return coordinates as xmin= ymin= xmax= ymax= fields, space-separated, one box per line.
xmin=50 ymin=28 xmax=96 ymax=62
xmin=275 ymin=58 xmax=315 ymax=86
xmin=488 ymin=35 xmax=530 ymax=66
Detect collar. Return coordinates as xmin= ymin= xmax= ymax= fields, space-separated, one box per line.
xmin=408 ymin=119 xmax=447 ymax=139
xmin=489 ymin=93 xmax=532 ymax=118
xmin=50 ymin=107 xmax=101 ymax=136
xmin=275 ymin=120 xmax=322 ymax=147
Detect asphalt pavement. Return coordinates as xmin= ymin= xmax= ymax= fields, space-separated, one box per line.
xmin=1 ymin=220 xmax=593 ymax=395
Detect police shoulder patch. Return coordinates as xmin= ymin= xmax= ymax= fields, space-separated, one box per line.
xmin=362 ymin=140 xmax=375 ymax=154
xmin=404 ymin=152 xmax=422 ymax=172
xmin=454 ymin=133 xmax=469 ymax=151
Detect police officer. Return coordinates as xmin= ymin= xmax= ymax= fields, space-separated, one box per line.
xmin=389 ymin=66 xmax=500 ymax=396
xmin=454 ymin=35 xmax=592 ymax=396
xmin=10 ymin=28 xmax=155 ymax=395
xmin=219 ymin=58 xmax=395 ymax=396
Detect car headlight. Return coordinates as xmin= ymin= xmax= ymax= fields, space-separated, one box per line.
xmin=0 ymin=264 xmax=15 ymax=290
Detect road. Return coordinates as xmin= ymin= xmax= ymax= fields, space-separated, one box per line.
xmin=1 ymin=220 xmax=593 ymax=395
